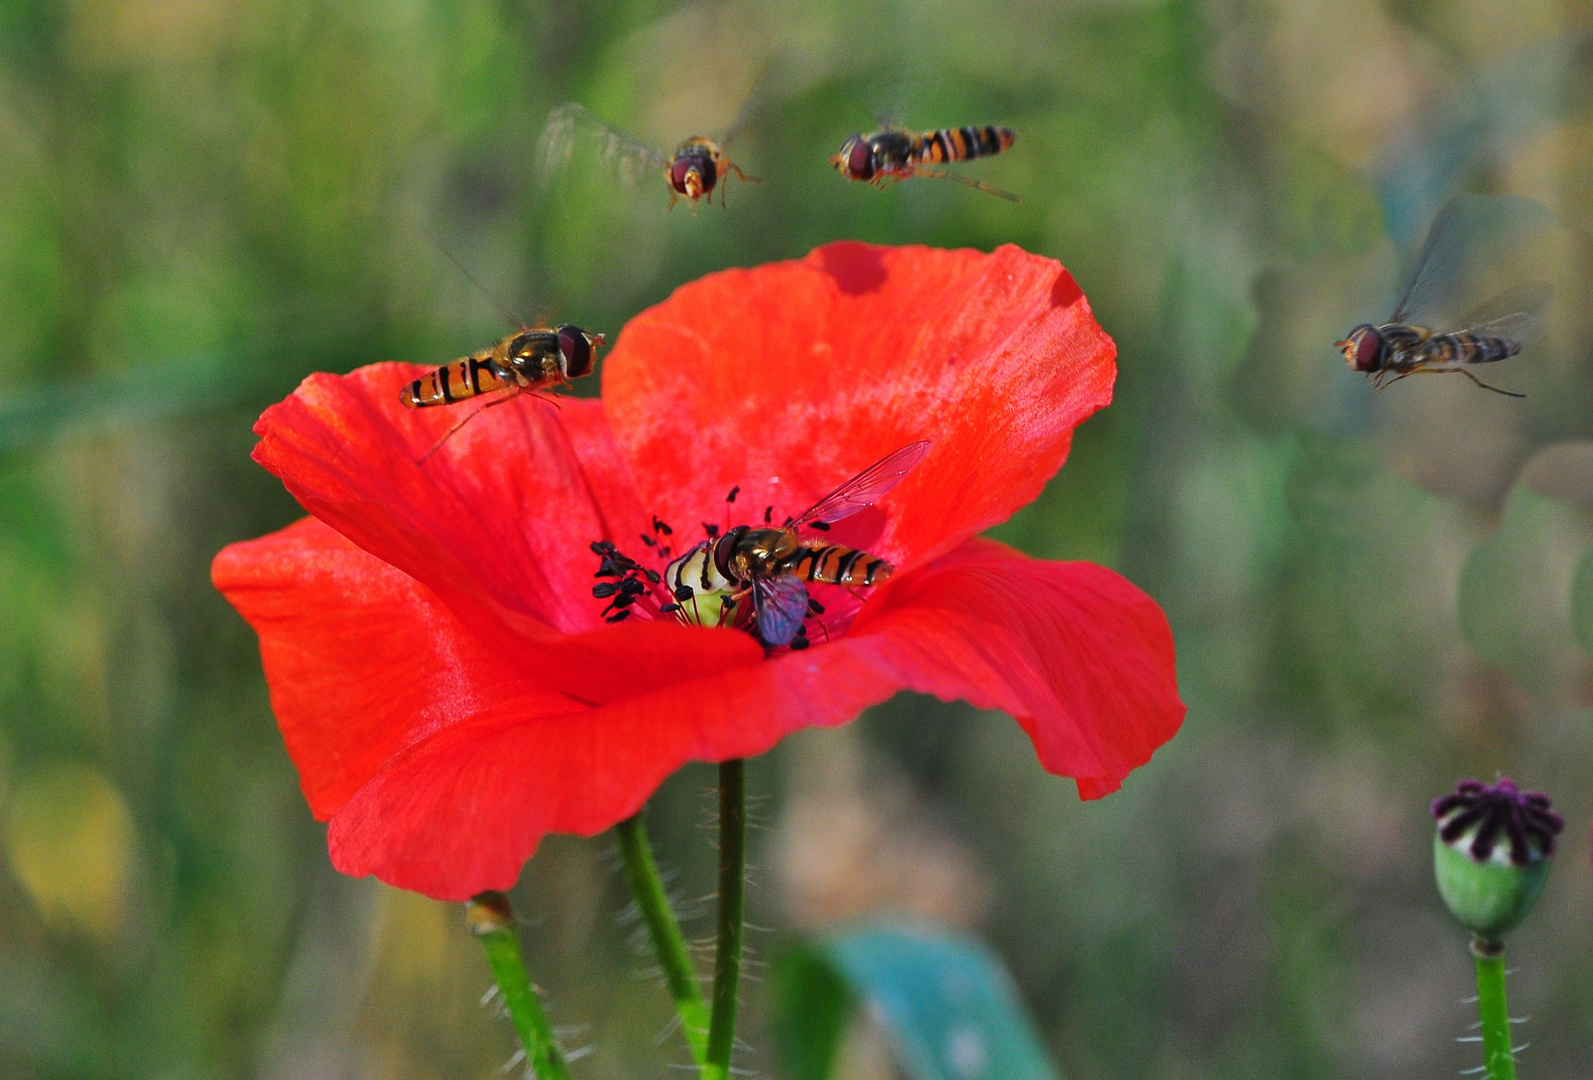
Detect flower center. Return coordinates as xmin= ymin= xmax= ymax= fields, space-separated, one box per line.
xmin=588 ymin=495 xmax=836 ymax=651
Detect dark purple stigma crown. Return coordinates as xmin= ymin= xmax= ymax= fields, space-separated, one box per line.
xmin=1431 ymin=778 xmax=1563 ymax=866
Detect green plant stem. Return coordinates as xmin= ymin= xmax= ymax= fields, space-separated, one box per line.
xmin=467 ymin=893 xmax=572 ymax=1080
xmin=615 ymin=813 xmax=710 ymax=1066
xmin=1472 ymin=936 xmax=1517 ymax=1080
xmin=704 ymin=758 xmax=747 ymax=1080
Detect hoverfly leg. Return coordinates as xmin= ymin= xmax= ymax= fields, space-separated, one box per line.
xmin=1457 ymin=368 xmax=1527 ymax=398
xmin=417 ymin=390 xmax=521 ymax=463
xmin=1380 ymin=365 xmax=1425 ymax=389
xmin=722 ymin=162 xmax=761 ymax=208
xmin=916 ymin=168 xmax=1020 ymax=203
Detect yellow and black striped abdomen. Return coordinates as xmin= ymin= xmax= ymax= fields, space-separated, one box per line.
xmin=401 ymin=354 xmax=514 ymax=408
xmin=1429 ymin=332 xmax=1520 ymax=366
xmin=782 ymin=544 xmax=894 ymax=587
xmin=917 ymin=126 xmax=1015 ymax=165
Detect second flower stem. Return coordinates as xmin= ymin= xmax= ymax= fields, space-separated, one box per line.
xmin=704 ymin=758 xmax=747 ymax=1080
xmin=1472 ymin=936 xmax=1517 ymax=1080
xmin=466 ymin=892 xmax=571 ymax=1080
xmin=615 ymin=813 xmax=710 ymax=1066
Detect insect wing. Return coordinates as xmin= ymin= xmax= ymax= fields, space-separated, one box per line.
xmin=787 ymin=440 xmax=932 ymax=529
xmin=717 ymin=61 xmax=773 ymax=149
xmin=1453 ymin=282 xmax=1552 ymax=352
xmin=753 ymin=575 xmax=809 ymax=648
xmin=1389 ymin=195 xmax=1557 ymax=333
xmin=535 ymin=102 xmax=672 ymax=189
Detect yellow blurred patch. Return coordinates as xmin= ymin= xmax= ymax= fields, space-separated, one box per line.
xmin=4 ymin=762 xmax=135 ymax=941
xmin=372 ymin=886 xmax=453 ymax=986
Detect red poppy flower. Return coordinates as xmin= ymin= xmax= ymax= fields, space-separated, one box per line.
xmin=213 ymin=242 xmax=1184 ymax=900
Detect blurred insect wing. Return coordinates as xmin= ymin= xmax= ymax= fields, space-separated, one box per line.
xmin=535 ymin=102 xmax=672 ymax=189
xmin=787 ymin=440 xmax=932 ymax=529
xmin=753 ymin=575 xmax=809 ymax=647
xmin=1389 ymin=195 xmax=1558 ymax=332
xmin=1451 ymin=282 xmax=1553 ymax=355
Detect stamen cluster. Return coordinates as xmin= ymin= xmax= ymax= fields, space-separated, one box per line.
xmin=1431 ymin=778 xmax=1564 ymax=866
xmin=589 ymin=541 xmax=663 ymax=623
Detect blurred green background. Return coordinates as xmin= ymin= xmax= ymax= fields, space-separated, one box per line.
xmin=2 ymin=2 xmax=1592 ymax=1077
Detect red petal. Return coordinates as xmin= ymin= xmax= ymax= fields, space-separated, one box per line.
xmin=603 ymin=243 xmax=1114 ymax=571
xmin=213 ymin=516 xmax=764 ymax=818
xmin=252 ymin=365 xmax=647 ymax=641
xmin=849 ymin=538 xmax=1182 ymax=797
xmin=211 ymin=517 xmax=575 ymax=817
xmin=327 ymin=621 xmax=912 ymax=899
xmin=323 ymin=539 xmax=1181 ymax=899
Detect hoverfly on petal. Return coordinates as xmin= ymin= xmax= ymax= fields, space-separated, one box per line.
xmin=659 ymin=441 xmax=931 ymax=649
xmin=401 ymin=323 xmax=606 ymax=460
xmin=1337 ymin=196 xmax=1554 ymax=398
xmin=536 ymin=102 xmax=761 ymax=210
xmin=832 ymin=124 xmax=1018 ymax=202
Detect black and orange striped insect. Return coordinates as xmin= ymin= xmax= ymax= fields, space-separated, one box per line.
xmin=536 ymin=102 xmax=761 ymax=210
xmin=663 ymin=441 xmax=931 ymax=648
xmin=832 ymin=124 xmax=1018 ymax=201
xmin=1337 ymin=196 xmax=1553 ymax=398
xmin=400 ymin=323 xmax=606 ymax=458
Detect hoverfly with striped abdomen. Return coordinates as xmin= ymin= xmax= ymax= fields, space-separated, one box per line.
xmin=832 ymin=124 xmax=1018 ymax=202
xmin=1337 ymin=196 xmax=1553 ymax=398
xmin=664 ymin=441 xmax=931 ymax=649
xmin=400 ymin=323 xmax=605 ymax=459
xmin=536 ymin=102 xmax=761 ymax=210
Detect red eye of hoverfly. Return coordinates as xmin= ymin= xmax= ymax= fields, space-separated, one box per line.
xmin=556 ymin=324 xmax=593 ymax=378
xmin=845 ymin=137 xmax=874 ymax=180
xmin=1353 ymin=326 xmax=1383 ymax=372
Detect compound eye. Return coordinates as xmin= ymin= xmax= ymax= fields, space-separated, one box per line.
xmin=669 ymin=155 xmax=697 ymax=194
xmin=1354 ymin=327 xmax=1383 ymax=371
xmin=556 ymin=324 xmax=593 ymax=378
xmin=846 ymin=137 xmax=873 ymax=179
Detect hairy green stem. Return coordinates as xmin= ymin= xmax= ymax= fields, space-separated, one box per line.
xmin=1472 ymin=936 xmax=1517 ymax=1080
xmin=466 ymin=893 xmax=571 ymax=1080
xmin=615 ymin=813 xmax=710 ymax=1066
xmin=704 ymin=759 xmax=747 ymax=1080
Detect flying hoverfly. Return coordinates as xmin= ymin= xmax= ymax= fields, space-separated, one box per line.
xmin=832 ymin=124 xmax=1018 ymax=202
xmin=536 ymin=101 xmax=761 ymax=210
xmin=663 ymin=440 xmax=932 ymax=649
xmin=1337 ymin=196 xmax=1553 ymax=399
xmin=399 ymin=323 xmax=606 ymax=459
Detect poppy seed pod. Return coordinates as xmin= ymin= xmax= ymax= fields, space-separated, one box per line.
xmin=1431 ymin=778 xmax=1562 ymax=941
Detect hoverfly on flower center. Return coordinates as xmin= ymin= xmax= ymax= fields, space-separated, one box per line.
xmin=587 ymin=442 xmax=930 ymax=650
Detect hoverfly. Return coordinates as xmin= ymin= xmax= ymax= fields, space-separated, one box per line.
xmin=1337 ymin=196 xmax=1553 ymax=398
xmin=536 ymin=102 xmax=761 ymax=210
xmin=832 ymin=124 xmax=1018 ymax=202
xmin=400 ymin=323 xmax=606 ymax=459
xmin=663 ymin=441 xmax=931 ymax=649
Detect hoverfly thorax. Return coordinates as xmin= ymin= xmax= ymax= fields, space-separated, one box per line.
xmin=726 ymin=527 xmax=794 ymax=578
xmin=1337 ymin=324 xmax=1384 ymax=373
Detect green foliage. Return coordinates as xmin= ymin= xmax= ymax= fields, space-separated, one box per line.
xmin=772 ymin=924 xmax=1062 ymax=1080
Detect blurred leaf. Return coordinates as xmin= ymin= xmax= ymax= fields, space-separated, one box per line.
xmin=769 ymin=941 xmax=854 ymax=1080
xmin=1458 ymin=482 xmax=1593 ymax=696
xmin=772 ymin=921 xmax=1062 ymax=1080
xmin=0 ymin=327 xmax=361 ymax=455
xmin=1572 ymin=547 xmax=1593 ymax=660
xmin=4 ymin=762 xmax=136 ymax=942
